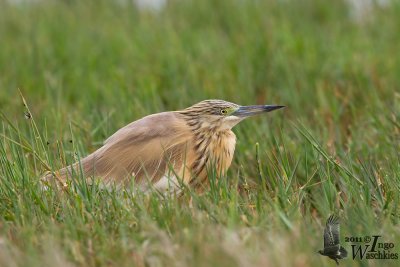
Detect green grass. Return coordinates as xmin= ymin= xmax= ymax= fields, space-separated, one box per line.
xmin=0 ymin=0 xmax=399 ymax=266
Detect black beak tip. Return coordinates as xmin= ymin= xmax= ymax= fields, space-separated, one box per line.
xmin=267 ymin=105 xmax=286 ymax=111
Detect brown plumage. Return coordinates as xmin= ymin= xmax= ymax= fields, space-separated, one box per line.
xmin=42 ymin=100 xmax=284 ymax=192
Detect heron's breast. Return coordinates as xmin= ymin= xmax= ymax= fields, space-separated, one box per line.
xmin=207 ymin=130 xmax=236 ymax=174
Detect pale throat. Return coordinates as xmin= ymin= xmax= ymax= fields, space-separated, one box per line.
xmin=199 ymin=115 xmax=243 ymax=132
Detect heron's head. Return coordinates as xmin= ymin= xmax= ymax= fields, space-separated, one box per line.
xmin=180 ymin=99 xmax=285 ymax=131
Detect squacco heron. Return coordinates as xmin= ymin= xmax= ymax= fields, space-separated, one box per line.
xmin=43 ymin=100 xmax=284 ymax=191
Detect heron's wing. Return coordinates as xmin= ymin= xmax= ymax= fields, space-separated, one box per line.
xmin=66 ymin=112 xmax=193 ymax=185
xmin=323 ymin=215 xmax=340 ymax=248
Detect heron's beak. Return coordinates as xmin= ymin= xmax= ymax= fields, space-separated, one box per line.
xmin=232 ymin=105 xmax=285 ymax=118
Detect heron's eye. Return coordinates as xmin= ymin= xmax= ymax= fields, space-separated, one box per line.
xmin=220 ymin=109 xmax=228 ymax=115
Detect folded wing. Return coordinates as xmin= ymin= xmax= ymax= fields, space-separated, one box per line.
xmin=43 ymin=112 xmax=194 ymax=187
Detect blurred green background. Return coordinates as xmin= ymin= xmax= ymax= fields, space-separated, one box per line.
xmin=0 ymin=0 xmax=399 ymax=266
